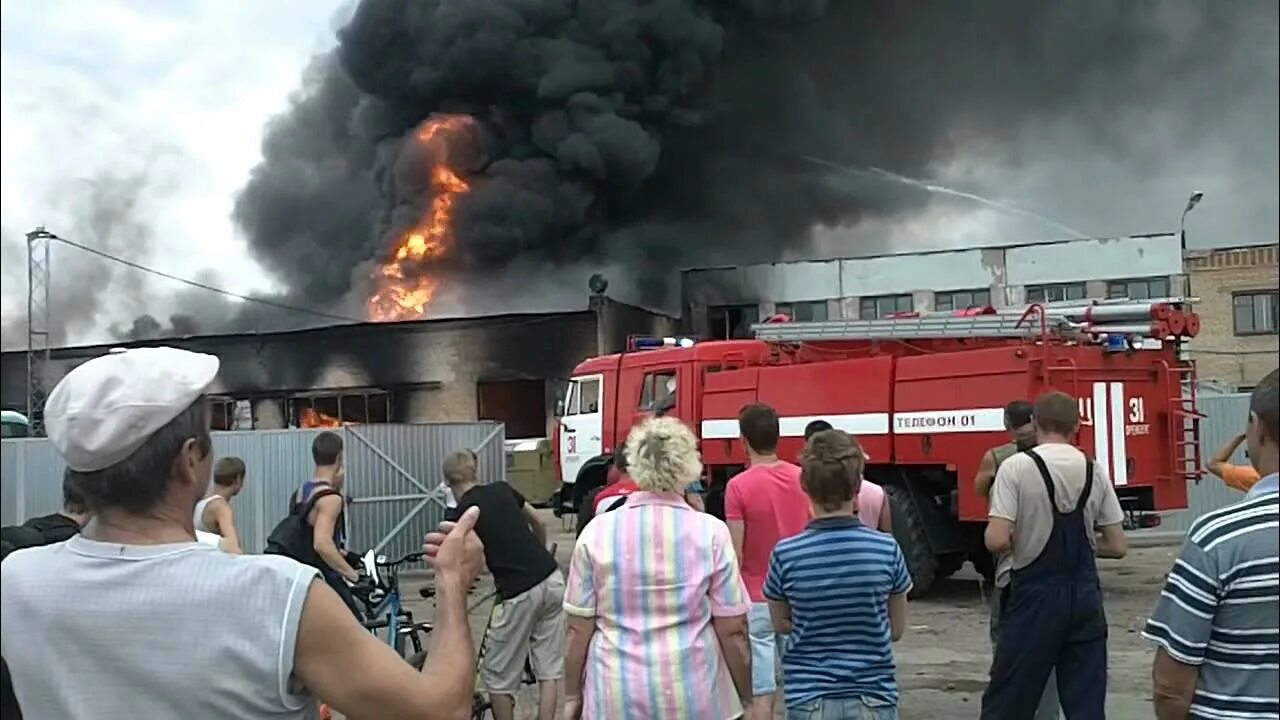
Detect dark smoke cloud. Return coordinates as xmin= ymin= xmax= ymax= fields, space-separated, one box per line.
xmin=1 ymin=171 xmax=176 ymax=350
xmin=234 ymin=0 xmax=1278 ymax=311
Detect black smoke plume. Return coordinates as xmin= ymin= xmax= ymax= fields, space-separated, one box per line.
xmin=234 ymin=0 xmax=1277 ymax=311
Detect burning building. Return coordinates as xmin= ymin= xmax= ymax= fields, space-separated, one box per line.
xmin=0 ymin=295 xmax=674 ymax=438
xmin=0 ymin=109 xmax=678 ymax=435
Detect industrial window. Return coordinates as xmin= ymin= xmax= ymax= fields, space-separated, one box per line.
xmin=1107 ymin=277 xmax=1170 ymax=300
xmin=292 ymin=391 xmax=392 ymax=428
xmin=707 ymin=304 xmax=760 ymax=340
xmin=1025 ymin=283 xmax=1087 ymax=304
xmin=209 ymin=397 xmax=237 ymax=431
xmin=640 ymin=370 xmax=678 ymax=410
xmin=774 ymin=301 xmax=829 ymax=322
xmin=208 ymin=398 xmax=257 ymax=430
xmin=1233 ymin=291 xmax=1279 ymax=335
xmin=859 ymin=294 xmax=913 ymax=319
xmin=934 ymin=289 xmax=992 ymax=312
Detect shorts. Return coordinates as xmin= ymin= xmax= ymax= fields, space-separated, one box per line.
xmin=748 ymin=603 xmax=780 ymax=696
xmin=482 ymin=570 xmax=567 ymax=694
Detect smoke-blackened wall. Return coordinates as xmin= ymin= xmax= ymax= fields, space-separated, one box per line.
xmin=0 ymin=304 xmax=668 ymax=414
xmin=233 ymin=0 xmax=1278 ymax=312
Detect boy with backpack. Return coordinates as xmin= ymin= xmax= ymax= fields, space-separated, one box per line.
xmin=265 ymin=431 xmax=363 ymax=618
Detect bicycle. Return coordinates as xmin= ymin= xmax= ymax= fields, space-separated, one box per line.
xmin=351 ymin=549 xmax=435 ymax=662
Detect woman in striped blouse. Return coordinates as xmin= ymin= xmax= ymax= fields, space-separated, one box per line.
xmin=563 ymin=417 xmax=754 ymax=720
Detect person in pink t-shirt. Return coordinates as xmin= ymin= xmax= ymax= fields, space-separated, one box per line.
xmin=725 ymin=403 xmax=813 ymax=720
xmin=803 ymin=420 xmax=892 ymax=533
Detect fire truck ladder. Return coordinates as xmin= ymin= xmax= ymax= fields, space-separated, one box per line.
xmin=752 ymin=314 xmax=1065 ymax=342
xmin=1161 ymin=360 xmax=1206 ymax=484
xmin=752 ymin=297 xmax=1199 ymax=343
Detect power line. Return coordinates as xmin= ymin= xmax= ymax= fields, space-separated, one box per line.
xmin=48 ymin=232 xmax=364 ymax=325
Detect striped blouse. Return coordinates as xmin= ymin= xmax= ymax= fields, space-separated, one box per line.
xmin=564 ymin=491 xmax=750 ymax=720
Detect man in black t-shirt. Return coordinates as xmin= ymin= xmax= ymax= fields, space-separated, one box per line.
xmin=442 ymin=449 xmax=564 ymax=720
xmin=3 ymin=472 xmax=90 ymax=552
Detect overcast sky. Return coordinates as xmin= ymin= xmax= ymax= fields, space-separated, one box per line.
xmin=0 ymin=1 xmax=1276 ymax=348
xmin=0 ymin=0 xmax=346 ymax=339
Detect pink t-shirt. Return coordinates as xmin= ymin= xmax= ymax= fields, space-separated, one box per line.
xmin=724 ymin=460 xmax=812 ymax=602
xmin=857 ymin=479 xmax=886 ymax=530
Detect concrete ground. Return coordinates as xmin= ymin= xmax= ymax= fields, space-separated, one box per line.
xmin=386 ymin=511 xmax=1180 ymax=719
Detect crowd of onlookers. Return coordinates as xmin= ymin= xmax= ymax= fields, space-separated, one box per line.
xmin=0 ymin=346 xmax=1275 ymax=720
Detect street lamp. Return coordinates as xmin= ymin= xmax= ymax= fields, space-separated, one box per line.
xmin=1179 ymin=191 xmax=1204 ymax=250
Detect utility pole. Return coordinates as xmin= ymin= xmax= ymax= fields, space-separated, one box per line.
xmin=26 ymin=227 xmax=53 ymax=437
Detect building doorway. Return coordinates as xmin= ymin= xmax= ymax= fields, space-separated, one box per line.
xmin=478 ymin=379 xmax=547 ymax=439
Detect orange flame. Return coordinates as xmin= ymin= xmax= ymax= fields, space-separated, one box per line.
xmin=367 ymin=115 xmax=475 ymax=322
xmin=300 ymin=407 xmax=344 ymax=428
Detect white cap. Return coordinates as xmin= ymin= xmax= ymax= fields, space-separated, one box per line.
xmin=45 ymin=347 xmax=220 ymax=472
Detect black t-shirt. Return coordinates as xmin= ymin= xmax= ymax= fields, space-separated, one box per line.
xmin=704 ymin=484 xmax=727 ymax=521
xmin=455 ymin=483 xmax=558 ymax=600
xmin=22 ymin=514 xmax=81 ymax=544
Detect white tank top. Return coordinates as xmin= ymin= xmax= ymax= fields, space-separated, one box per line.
xmin=193 ymin=495 xmax=220 ymax=532
xmin=0 ymin=536 xmax=319 ymax=718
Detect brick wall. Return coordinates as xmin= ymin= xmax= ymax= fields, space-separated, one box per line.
xmin=1186 ymin=244 xmax=1279 ymax=388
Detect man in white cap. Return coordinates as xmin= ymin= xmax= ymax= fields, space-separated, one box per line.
xmin=0 ymin=347 xmax=487 ymax=720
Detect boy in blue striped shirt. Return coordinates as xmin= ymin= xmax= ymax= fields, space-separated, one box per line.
xmin=764 ymin=430 xmax=912 ymax=720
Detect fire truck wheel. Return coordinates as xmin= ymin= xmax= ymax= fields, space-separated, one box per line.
xmin=884 ymin=485 xmax=938 ymax=597
xmin=576 ymin=487 xmax=604 ymax=536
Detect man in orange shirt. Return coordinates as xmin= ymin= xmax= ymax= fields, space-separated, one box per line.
xmin=1206 ymin=432 xmax=1262 ymax=492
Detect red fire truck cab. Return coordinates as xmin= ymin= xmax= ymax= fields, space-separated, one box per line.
xmin=552 ymin=301 xmax=1203 ymax=594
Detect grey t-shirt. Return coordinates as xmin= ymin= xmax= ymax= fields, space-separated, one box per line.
xmin=1 ymin=535 xmax=319 ymax=719
xmin=988 ymin=442 xmax=1125 ymax=586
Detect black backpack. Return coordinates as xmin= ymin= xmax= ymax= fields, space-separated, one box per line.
xmin=264 ymin=489 xmax=340 ymax=567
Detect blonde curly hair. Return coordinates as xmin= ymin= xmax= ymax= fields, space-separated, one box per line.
xmin=624 ymin=417 xmax=703 ymax=493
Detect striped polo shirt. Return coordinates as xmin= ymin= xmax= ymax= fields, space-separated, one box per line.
xmin=1142 ymin=482 xmax=1279 ymax=720
xmin=763 ymin=516 xmax=913 ymax=709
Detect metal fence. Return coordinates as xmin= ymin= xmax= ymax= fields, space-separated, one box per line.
xmin=0 ymin=396 xmax=1260 ymax=541
xmin=1 ymin=422 xmax=506 ymax=558
xmin=1160 ymin=392 xmax=1252 ymax=534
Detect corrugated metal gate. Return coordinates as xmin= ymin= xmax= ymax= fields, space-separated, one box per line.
xmin=1 ymin=422 xmax=505 ymax=556
xmin=343 ymin=423 xmax=506 ymax=558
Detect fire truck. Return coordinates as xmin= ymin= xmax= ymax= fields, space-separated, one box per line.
xmin=552 ymin=298 xmax=1204 ymax=594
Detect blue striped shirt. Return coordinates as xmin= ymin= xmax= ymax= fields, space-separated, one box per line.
xmin=763 ymin=516 xmax=913 ymax=709
xmin=1141 ymin=489 xmax=1279 ymax=720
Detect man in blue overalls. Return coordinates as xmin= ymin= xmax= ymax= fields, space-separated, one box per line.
xmin=980 ymin=391 xmax=1130 ymax=718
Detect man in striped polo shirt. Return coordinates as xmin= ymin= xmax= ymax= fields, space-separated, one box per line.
xmin=764 ymin=429 xmax=911 ymax=719
xmin=1143 ymin=369 xmax=1279 ymax=720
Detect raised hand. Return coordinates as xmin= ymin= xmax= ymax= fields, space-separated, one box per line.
xmin=423 ymin=505 xmax=484 ymax=587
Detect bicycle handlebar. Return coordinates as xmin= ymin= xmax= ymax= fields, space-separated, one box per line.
xmin=376 ymin=551 xmax=425 ymax=567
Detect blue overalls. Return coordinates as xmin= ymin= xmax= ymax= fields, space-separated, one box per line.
xmin=981 ymin=450 xmax=1108 ymax=720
